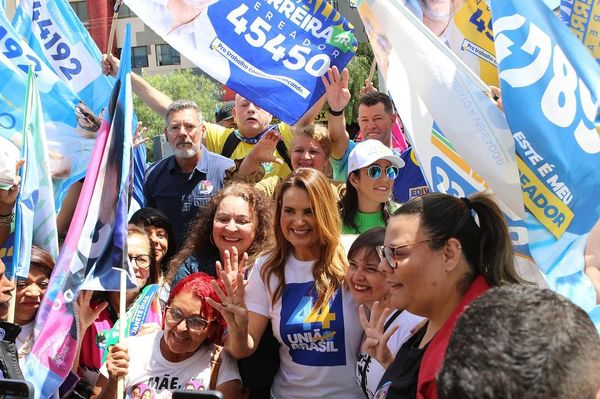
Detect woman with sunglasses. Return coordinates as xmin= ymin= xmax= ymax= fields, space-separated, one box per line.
xmin=210 ymin=168 xmax=364 ymax=399
xmin=341 ymin=140 xmax=404 ymax=234
xmin=78 ymin=225 xmax=162 ymax=392
xmin=362 ymin=192 xmax=523 ymax=399
xmin=94 ymin=272 xmax=241 ymax=399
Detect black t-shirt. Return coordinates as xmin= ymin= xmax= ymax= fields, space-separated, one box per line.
xmin=374 ymin=323 xmax=429 ymax=399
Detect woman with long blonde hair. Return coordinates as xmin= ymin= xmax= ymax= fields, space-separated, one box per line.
xmin=209 ymin=168 xmax=364 ymax=399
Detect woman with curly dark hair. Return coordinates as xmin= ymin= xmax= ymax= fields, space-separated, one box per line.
xmin=167 ymin=183 xmax=275 ymax=399
xmin=168 ymin=183 xmax=274 ymax=286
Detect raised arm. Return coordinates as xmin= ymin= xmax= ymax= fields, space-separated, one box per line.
xmin=295 ymin=93 xmax=327 ymax=129
xmin=207 ymin=273 xmax=268 ymax=359
xmin=322 ymin=66 xmax=351 ymax=160
xmin=102 ymin=55 xmax=173 ymax=117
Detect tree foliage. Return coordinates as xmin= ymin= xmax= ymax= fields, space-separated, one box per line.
xmin=134 ymin=69 xmax=221 ymax=161
xmin=344 ymin=42 xmax=376 ymax=123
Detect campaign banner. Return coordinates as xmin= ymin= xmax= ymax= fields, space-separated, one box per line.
xmin=12 ymin=0 xmax=114 ymax=115
xmin=11 ymin=67 xmax=59 ymax=279
xmin=560 ymin=0 xmax=600 ymax=63
xmin=356 ymin=0 xmax=524 ymax=217
xmin=401 ymin=0 xmax=498 ymax=86
xmin=492 ymin=0 xmax=600 ymax=329
xmin=123 ymin=0 xmax=357 ymax=124
xmin=11 ymin=0 xmax=146 ymax=209
xmin=23 ymin=26 xmax=137 ymax=398
xmin=0 ymin=10 xmax=95 ymax=208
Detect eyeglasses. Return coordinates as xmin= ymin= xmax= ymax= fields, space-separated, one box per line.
xmin=165 ymin=306 xmax=210 ymax=332
xmin=376 ymin=238 xmax=443 ymax=268
xmin=128 ymin=254 xmax=151 ymax=269
xmin=367 ymin=165 xmax=399 ymax=181
xmin=167 ymin=124 xmax=199 ymax=133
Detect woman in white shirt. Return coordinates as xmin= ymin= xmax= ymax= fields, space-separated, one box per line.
xmin=346 ymin=228 xmax=423 ymax=398
xmin=95 ymin=272 xmax=241 ymax=399
xmin=209 ymin=168 xmax=364 ymax=399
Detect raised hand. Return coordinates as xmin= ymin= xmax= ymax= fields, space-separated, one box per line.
xmin=487 ymin=85 xmax=503 ymax=112
xmin=216 ymin=247 xmax=248 ymax=288
xmin=76 ymin=290 xmax=108 ymax=335
xmin=101 ymin=54 xmax=120 ymax=78
xmin=207 ymin=272 xmax=248 ymax=335
xmin=359 ymin=78 xmax=377 ymax=97
xmin=248 ymin=129 xmax=284 ymax=165
xmin=133 ymin=121 xmax=148 ymax=148
xmin=359 ymin=301 xmax=398 ymax=369
xmin=321 ymin=66 xmax=351 ymax=112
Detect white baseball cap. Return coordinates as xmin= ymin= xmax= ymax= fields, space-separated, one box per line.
xmin=347 ymin=139 xmax=405 ymax=176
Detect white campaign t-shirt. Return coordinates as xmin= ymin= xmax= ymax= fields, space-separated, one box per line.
xmin=100 ymin=330 xmax=239 ymax=399
xmin=245 ymin=255 xmax=364 ymax=399
xmin=355 ymin=310 xmax=425 ymax=398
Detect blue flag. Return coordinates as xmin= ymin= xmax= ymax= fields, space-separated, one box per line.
xmin=124 ymin=0 xmax=357 ymax=124
xmin=12 ymin=0 xmax=114 ymax=115
xmin=12 ymin=0 xmax=146 ymax=209
xmin=0 ymin=9 xmax=95 ymax=208
xmin=492 ymin=0 xmax=600 ymax=328
xmin=11 ymin=67 xmax=59 ymax=279
xmin=22 ymin=25 xmax=137 ymax=398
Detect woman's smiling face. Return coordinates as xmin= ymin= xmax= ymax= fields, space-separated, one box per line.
xmin=212 ymin=195 xmax=257 ymax=255
xmin=346 ymin=248 xmax=388 ymax=308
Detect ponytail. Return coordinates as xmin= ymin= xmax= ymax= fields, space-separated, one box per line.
xmin=468 ymin=193 xmax=521 ymax=285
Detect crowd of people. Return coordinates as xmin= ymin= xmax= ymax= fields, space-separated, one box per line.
xmin=0 ymin=47 xmax=598 ymax=399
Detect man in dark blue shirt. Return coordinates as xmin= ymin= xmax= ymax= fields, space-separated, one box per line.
xmin=144 ymin=100 xmax=234 ymax=249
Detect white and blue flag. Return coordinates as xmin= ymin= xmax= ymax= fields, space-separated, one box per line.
xmin=12 ymin=0 xmax=147 ymax=209
xmin=492 ymin=0 xmax=600 ymax=328
xmin=12 ymin=0 xmax=114 ymax=115
xmin=124 ymin=0 xmax=357 ymax=124
xmin=0 ymin=10 xmax=95 ymax=208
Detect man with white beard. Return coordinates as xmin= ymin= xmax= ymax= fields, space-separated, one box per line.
xmin=144 ymin=100 xmax=233 ymax=250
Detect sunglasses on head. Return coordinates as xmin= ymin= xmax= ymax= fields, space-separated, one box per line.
xmin=366 ymin=164 xmax=399 ymax=180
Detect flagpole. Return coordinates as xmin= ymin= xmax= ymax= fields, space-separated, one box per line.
xmin=4 ymin=0 xmax=18 ymax=20
xmin=117 ymin=269 xmax=126 ymax=399
xmin=6 ymin=280 xmax=16 ymax=323
xmin=107 ymin=0 xmax=123 ymax=55
xmin=367 ymin=58 xmax=377 ymax=83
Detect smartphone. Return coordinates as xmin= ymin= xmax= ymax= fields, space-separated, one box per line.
xmin=0 ymin=380 xmax=34 ymax=399
xmin=172 ymin=390 xmax=224 ymax=399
